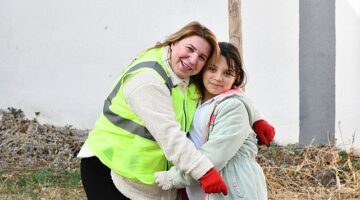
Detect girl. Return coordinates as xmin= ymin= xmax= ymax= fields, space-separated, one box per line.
xmin=155 ymin=42 xmax=268 ymax=199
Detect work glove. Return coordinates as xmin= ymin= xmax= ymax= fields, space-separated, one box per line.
xmin=154 ymin=171 xmax=174 ymax=190
xmin=199 ymin=168 xmax=228 ymax=195
xmin=253 ymin=119 xmax=275 ymax=146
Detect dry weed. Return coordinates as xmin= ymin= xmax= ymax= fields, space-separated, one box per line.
xmin=0 ymin=108 xmax=86 ymax=171
xmin=1 ymin=108 xmax=359 ymax=199
xmin=258 ymin=144 xmax=360 ymax=199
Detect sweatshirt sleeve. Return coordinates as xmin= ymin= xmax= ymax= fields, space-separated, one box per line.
xmin=123 ymin=71 xmax=213 ymax=180
xmin=200 ymin=98 xmax=253 ymax=170
xmin=238 ymin=94 xmax=264 ymax=123
xmin=168 ymin=97 xmax=254 ymax=186
xmin=168 ymin=165 xmax=199 ymax=188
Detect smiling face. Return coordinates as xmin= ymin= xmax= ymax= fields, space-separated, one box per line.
xmin=202 ymin=55 xmax=236 ymax=102
xmin=170 ymin=35 xmax=211 ymax=79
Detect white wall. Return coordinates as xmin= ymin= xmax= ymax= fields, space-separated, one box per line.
xmin=336 ymin=0 xmax=360 ymax=149
xmin=242 ymin=0 xmax=299 ymax=145
xmin=0 ymin=0 xmax=228 ymax=129
xmin=1 ymin=0 xmax=359 ymax=149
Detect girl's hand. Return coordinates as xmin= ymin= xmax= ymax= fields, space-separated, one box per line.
xmin=253 ymin=119 xmax=275 ymax=146
xmin=154 ymin=171 xmax=174 ymax=190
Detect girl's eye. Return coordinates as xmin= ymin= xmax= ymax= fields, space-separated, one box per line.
xmin=224 ymin=71 xmax=235 ymax=77
xmin=208 ymin=67 xmax=216 ymax=72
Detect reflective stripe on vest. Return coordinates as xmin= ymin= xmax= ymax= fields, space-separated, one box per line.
xmin=103 ymin=61 xmax=173 ymax=141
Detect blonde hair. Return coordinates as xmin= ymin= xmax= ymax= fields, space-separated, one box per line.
xmin=154 ymin=21 xmax=220 ymax=71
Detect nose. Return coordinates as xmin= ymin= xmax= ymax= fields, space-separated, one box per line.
xmin=189 ymin=53 xmax=199 ymax=66
xmin=214 ymin=72 xmax=222 ymax=82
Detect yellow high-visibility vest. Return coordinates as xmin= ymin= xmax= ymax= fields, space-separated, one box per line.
xmin=86 ymin=47 xmax=199 ymax=184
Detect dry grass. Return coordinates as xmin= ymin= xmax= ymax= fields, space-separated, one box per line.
xmin=257 ymin=142 xmax=360 ymax=199
xmin=0 ymin=108 xmax=86 ymax=199
xmin=1 ymin=107 xmax=359 ymax=199
xmin=0 ymin=108 xmax=86 ymax=171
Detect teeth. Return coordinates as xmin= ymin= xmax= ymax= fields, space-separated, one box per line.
xmin=181 ymin=60 xmax=191 ymax=70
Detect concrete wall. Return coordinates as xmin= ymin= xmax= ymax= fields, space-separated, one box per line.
xmin=336 ymin=0 xmax=360 ymax=150
xmin=0 ymin=0 xmax=228 ymax=129
xmin=1 ymin=0 xmax=359 ymax=149
xmin=242 ymin=0 xmax=299 ymax=145
xmin=299 ymin=0 xmax=336 ymax=145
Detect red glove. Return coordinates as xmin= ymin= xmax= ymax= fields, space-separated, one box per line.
xmin=253 ymin=119 xmax=275 ymax=146
xmin=199 ymin=168 xmax=228 ymax=195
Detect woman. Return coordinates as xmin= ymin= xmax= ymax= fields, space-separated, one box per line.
xmin=78 ymin=21 xmax=228 ymax=200
xmin=155 ymin=42 xmax=268 ymax=199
